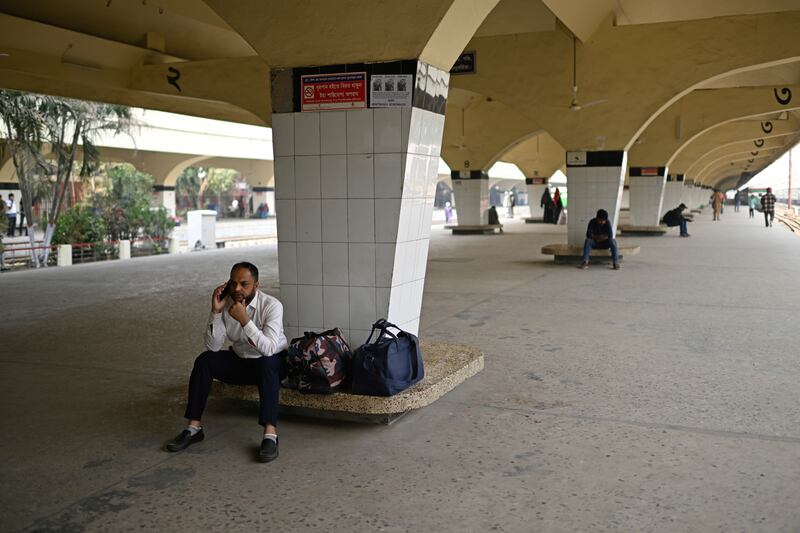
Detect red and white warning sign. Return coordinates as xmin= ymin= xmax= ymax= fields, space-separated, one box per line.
xmin=300 ymin=72 xmax=367 ymax=111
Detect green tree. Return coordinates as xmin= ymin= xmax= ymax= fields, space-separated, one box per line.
xmin=0 ymin=90 xmax=135 ymax=267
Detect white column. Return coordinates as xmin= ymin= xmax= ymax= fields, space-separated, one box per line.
xmin=680 ymin=183 xmax=694 ymax=208
xmin=152 ymin=186 xmax=176 ymax=217
xmin=271 ymin=60 xmax=448 ymax=344
xmin=119 ymin=239 xmax=131 ymax=260
xmin=526 ymin=178 xmax=547 ymax=219
xmin=566 ymin=151 xmax=627 ymax=246
xmin=451 ymin=171 xmax=489 ymax=225
xmin=628 ymin=167 xmax=667 ymax=227
xmin=661 ymin=178 xmax=684 ymax=218
xmin=57 ymin=244 xmax=72 ymax=267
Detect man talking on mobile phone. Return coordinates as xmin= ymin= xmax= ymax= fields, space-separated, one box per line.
xmin=166 ymin=262 xmax=288 ymax=462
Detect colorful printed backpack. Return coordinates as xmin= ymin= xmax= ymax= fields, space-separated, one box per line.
xmin=283 ymin=328 xmax=352 ymax=394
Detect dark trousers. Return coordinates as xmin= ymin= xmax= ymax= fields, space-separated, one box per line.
xmin=749 ymin=207 xmax=754 ymax=218
xmin=184 ymin=350 xmax=286 ymax=427
xmin=764 ymin=211 xmax=774 ymax=227
xmin=7 ymin=215 xmax=15 ymax=236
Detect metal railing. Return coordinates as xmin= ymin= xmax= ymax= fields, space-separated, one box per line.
xmin=1 ymin=236 xmax=172 ymax=271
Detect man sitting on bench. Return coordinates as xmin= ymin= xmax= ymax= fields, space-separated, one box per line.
xmin=662 ymin=203 xmax=691 ymax=237
xmin=166 ymin=261 xmax=288 ymax=463
xmin=579 ymin=209 xmax=620 ymax=270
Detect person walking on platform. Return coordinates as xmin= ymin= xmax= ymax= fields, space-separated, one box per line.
xmin=166 ymin=262 xmax=289 ymax=463
xmin=761 ymin=187 xmax=776 ymax=227
xmin=541 ymin=188 xmax=553 ymax=223
xmin=734 ymin=194 xmax=741 ymax=212
xmin=579 ymin=209 xmax=619 ymax=270
xmin=552 ymin=188 xmax=563 ymax=225
xmin=748 ymin=195 xmax=757 ymax=218
xmin=711 ymin=190 xmax=724 ymax=221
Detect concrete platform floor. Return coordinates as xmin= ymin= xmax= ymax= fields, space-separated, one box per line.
xmin=2 ymin=210 xmax=800 ymax=532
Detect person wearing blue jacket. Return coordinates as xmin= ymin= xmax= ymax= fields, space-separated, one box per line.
xmin=579 ymin=209 xmax=619 ymax=270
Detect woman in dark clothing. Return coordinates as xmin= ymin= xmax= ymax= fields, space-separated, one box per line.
xmin=552 ymin=188 xmax=563 ymax=224
xmin=540 ymin=188 xmax=553 ymax=223
xmin=662 ymin=203 xmax=690 ymax=237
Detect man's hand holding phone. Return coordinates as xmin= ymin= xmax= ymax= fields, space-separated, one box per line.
xmin=211 ymin=281 xmax=229 ymax=314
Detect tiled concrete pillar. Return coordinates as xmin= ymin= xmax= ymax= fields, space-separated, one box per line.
xmin=152 ymin=186 xmax=176 ymax=217
xmin=565 ymin=150 xmax=627 ymax=246
xmin=270 ymin=60 xmax=448 ymax=344
xmin=628 ymin=167 xmax=667 ymax=227
xmin=680 ymin=183 xmax=695 ymax=208
xmin=621 ymin=186 xmax=630 ymax=210
xmin=660 ymin=176 xmax=684 ymax=218
xmin=526 ymin=178 xmax=547 ymax=219
xmin=451 ymin=170 xmax=489 ymax=225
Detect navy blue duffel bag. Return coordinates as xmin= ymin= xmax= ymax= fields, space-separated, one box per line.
xmin=351 ymin=319 xmax=424 ymax=396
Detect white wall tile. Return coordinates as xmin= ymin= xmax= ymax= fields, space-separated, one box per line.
xmin=348 ymin=329 xmax=372 ymax=348
xmin=401 ymin=107 xmax=412 ymax=152
xmin=387 ymin=282 xmax=407 ymax=324
xmin=349 ymin=286 xmax=377 ymax=330
xmin=375 ymin=243 xmax=396 ymax=288
xmin=320 ymin=111 xmax=347 ymax=155
xmin=346 ymin=109 xmax=374 ymax=154
xmin=375 ymin=198 xmax=401 ymax=243
xmin=298 ymin=285 xmax=323 ymax=326
xmin=271 ymin=113 xmax=294 ymax=157
xmin=280 ymin=283 xmax=299 ymax=327
xmin=429 ymin=114 xmax=445 ymax=158
xmin=284 ymin=326 xmax=300 ymax=342
xmin=396 ymin=198 xmax=413 ymax=242
xmin=412 ymin=238 xmax=430 ymax=280
xmin=374 ymin=108 xmax=402 ymax=153
xmin=275 ymin=199 xmax=296 ymax=241
xmin=274 ymin=157 xmax=295 ymax=200
xmin=348 ymin=199 xmax=375 ymax=242
xmin=322 ymin=243 xmax=349 ymax=286
xmin=295 ymin=199 xmax=321 ymax=242
xmin=374 ymin=153 xmax=402 ymax=198
xmin=348 ymin=242 xmax=376 ymax=287
xmin=321 ymin=199 xmax=348 ymax=242
xmin=295 ymin=156 xmax=321 ymax=199
xmin=347 ymin=154 xmax=374 ymax=198
xmin=376 ymin=287 xmax=391 ymax=318
xmin=407 ymin=108 xmax=424 ymax=155
xmin=321 ymin=155 xmax=348 ymax=198
xmin=297 ymin=242 xmax=322 ymax=285
xmin=294 ymin=112 xmax=320 ymax=156
xmin=323 ymin=285 xmax=349 ymax=330
xmin=277 ymin=241 xmax=297 ymax=284
xmin=420 ymin=201 xmax=434 ymax=239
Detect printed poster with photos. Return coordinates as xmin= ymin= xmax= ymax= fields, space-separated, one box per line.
xmin=370 ymin=74 xmax=413 ymax=108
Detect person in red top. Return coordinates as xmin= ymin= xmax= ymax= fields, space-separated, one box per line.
xmin=552 ymin=188 xmax=563 ymax=225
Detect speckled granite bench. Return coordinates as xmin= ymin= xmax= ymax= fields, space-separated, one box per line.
xmin=617 ymin=224 xmax=667 ymax=236
xmin=444 ymin=224 xmax=502 ymax=235
xmin=211 ymin=341 xmax=484 ymax=424
xmin=541 ymin=243 xmax=640 ymax=264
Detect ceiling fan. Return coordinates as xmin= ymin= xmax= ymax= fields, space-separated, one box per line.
xmin=569 ymin=36 xmax=608 ymax=112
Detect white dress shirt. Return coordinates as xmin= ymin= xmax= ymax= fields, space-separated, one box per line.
xmin=205 ymin=290 xmax=288 ymax=358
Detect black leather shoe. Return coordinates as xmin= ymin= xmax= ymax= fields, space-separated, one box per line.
xmin=259 ymin=437 xmax=279 ymax=463
xmin=166 ymin=428 xmax=204 ymax=452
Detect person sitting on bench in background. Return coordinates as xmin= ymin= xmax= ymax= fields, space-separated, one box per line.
xmin=166 ymin=261 xmax=288 ymax=463
xmin=579 ymin=209 xmax=619 ymax=270
xmin=662 ymin=203 xmax=691 ymax=237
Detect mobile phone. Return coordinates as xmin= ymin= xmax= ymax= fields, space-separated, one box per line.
xmin=219 ymin=280 xmax=233 ymax=299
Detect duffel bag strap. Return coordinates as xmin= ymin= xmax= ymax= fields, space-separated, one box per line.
xmin=365 ymin=319 xmax=398 ymax=345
